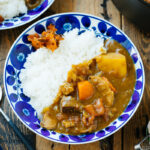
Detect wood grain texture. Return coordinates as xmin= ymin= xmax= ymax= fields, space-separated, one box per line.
xmin=0 ymin=26 xmax=36 ymax=150
xmin=113 ymin=129 xmax=122 ymax=150
xmin=36 ymin=136 xmax=53 ymax=150
xmin=0 ymin=0 xmax=150 ymax=150
xmin=107 ymin=0 xmax=121 ymax=28
xmin=71 ymin=142 xmax=100 ymax=150
xmin=121 ymin=16 xmax=150 ymax=150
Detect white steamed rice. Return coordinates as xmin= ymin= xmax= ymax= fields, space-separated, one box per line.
xmin=20 ymin=29 xmax=105 ymax=118
xmin=0 ymin=0 xmax=27 ymax=19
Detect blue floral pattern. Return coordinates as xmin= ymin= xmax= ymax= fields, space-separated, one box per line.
xmin=0 ymin=0 xmax=54 ymax=30
xmin=4 ymin=13 xmax=145 ymax=144
xmin=10 ymin=44 xmax=31 ymax=70
xmin=15 ymin=101 xmax=38 ymax=122
xmin=55 ymin=15 xmax=80 ymax=34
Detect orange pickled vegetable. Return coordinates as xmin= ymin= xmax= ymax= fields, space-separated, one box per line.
xmin=78 ymin=81 xmax=94 ymax=100
xmin=28 ymin=24 xmax=63 ymax=52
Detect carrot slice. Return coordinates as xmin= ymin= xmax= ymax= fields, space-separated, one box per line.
xmin=78 ymin=81 xmax=94 ymax=100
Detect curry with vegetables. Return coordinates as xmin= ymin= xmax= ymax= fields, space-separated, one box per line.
xmin=41 ymin=40 xmax=136 ymax=135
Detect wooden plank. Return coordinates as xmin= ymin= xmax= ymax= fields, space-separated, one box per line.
xmin=72 ymin=0 xmax=103 ymax=16
xmin=36 ymin=135 xmax=53 ymax=150
xmin=113 ymin=129 xmax=122 ymax=150
xmin=53 ymin=143 xmax=69 ymax=150
xmin=107 ymin=0 xmax=121 ymax=28
xmin=36 ymin=135 xmax=69 ymax=150
xmin=122 ymin=16 xmax=150 ymax=150
xmin=70 ymin=142 xmax=100 ymax=150
xmin=36 ymin=0 xmax=123 ymax=149
xmin=0 ymin=26 xmax=36 ymax=150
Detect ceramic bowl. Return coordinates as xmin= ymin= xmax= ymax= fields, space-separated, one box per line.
xmin=0 ymin=0 xmax=54 ymax=30
xmin=3 ymin=13 xmax=145 ymax=144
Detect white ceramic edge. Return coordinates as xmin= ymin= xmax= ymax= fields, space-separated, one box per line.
xmin=0 ymin=0 xmax=55 ymax=30
xmin=3 ymin=12 xmax=145 ymax=144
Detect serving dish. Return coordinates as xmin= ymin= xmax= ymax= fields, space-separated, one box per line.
xmin=3 ymin=13 xmax=145 ymax=144
xmin=0 ymin=0 xmax=54 ymax=30
xmin=112 ymin=0 xmax=150 ymax=32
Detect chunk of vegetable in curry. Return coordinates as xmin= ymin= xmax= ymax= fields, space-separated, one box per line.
xmin=96 ymin=53 xmax=127 ymax=78
xmin=78 ymin=81 xmax=94 ymax=100
xmin=41 ymin=39 xmax=136 ymax=135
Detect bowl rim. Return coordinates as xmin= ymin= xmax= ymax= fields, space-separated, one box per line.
xmin=3 ymin=12 xmax=145 ymax=144
xmin=0 ymin=0 xmax=54 ymax=30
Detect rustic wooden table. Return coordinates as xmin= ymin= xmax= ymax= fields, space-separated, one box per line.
xmin=0 ymin=0 xmax=150 ymax=150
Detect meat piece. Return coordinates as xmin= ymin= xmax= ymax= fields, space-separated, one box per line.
xmin=105 ymin=90 xmax=114 ymax=107
xmin=62 ymin=120 xmax=75 ymax=128
xmin=56 ymin=113 xmax=68 ymax=121
xmin=60 ymin=96 xmax=82 ymax=114
xmin=75 ymin=62 xmax=91 ymax=76
xmin=69 ymin=116 xmax=80 ymax=124
xmin=79 ymin=124 xmax=97 ymax=133
xmin=84 ymin=105 xmax=95 ymax=116
xmin=60 ymin=82 xmax=74 ymax=95
xmin=103 ymin=107 xmax=117 ymax=122
xmin=53 ymin=90 xmax=63 ymax=104
xmin=90 ymin=76 xmax=115 ymax=107
xmin=102 ymin=77 xmax=116 ymax=92
xmin=82 ymin=110 xmax=95 ymax=126
xmin=41 ymin=112 xmax=57 ymax=130
xmin=84 ymin=99 xmax=105 ymax=118
xmin=67 ymin=60 xmax=93 ymax=83
xmin=62 ymin=116 xmax=80 ymax=128
xmin=93 ymin=98 xmax=105 ymax=116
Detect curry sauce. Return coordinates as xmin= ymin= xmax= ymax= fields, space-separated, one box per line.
xmin=41 ymin=39 xmax=136 ymax=135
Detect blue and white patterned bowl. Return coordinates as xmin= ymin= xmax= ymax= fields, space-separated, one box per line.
xmin=0 ymin=0 xmax=54 ymax=30
xmin=3 ymin=13 xmax=145 ymax=144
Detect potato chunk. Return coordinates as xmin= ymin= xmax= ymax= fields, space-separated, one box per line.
xmin=96 ymin=53 xmax=127 ymax=78
xmin=41 ymin=113 xmax=57 ymax=130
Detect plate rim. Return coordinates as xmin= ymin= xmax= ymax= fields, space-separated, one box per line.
xmin=0 ymin=0 xmax=55 ymax=30
xmin=3 ymin=12 xmax=145 ymax=144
